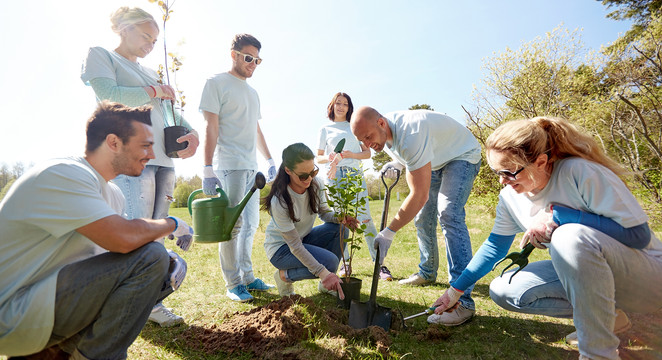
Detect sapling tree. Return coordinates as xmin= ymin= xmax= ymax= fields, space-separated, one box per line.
xmin=325 ymin=166 xmax=374 ymax=281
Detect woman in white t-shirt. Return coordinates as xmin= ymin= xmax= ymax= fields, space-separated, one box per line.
xmin=427 ymin=117 xmax=662 ymax=360
xmin=316 ymin=92 xmax=391 ymax=280
xmin=263 ymin=143 xmax=358 ymax=298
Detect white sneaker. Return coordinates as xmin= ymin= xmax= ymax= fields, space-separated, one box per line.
xmin=149 ymin=304 xmax=184 ymax=327
xmin=398 ymin=273 xmax=433 ymax=286
xmin=318 ymin=280 xmax=338 ymax=297
xmin=565 ymin=309 xmax=631 ymax=346
xmin=274 ymin=270 xmax=295 ymax=297
xmin=427 ymin=304 xmax=475 ymax=326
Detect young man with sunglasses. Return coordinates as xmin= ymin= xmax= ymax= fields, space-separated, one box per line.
xmin=351 ymin=106 xmax=482 ymax=326
xmin=200 ymin=33 xmax=277 ymax=302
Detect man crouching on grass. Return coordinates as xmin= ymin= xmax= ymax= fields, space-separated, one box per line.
xmin=0 ymin=101 xmax=193 ymax=359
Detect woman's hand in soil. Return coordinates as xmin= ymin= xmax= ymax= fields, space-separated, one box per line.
xmin=322 ymin=273 xmax=345 ymax=300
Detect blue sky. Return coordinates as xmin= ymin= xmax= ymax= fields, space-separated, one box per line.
xmin=0 ymin=1 xmax=632 ymax=177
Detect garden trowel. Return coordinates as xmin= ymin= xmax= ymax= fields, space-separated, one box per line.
xmin=347 ymin=170 xmax=400 ymax=331
xmin=327 ymin=138 xmax=346 ymax=180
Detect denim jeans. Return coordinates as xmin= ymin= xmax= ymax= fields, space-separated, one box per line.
xmin=269 ymin=223 xmax=347 ymax=282
xmin=414 ymin=160 xmax=480 ymax=310
xmin=326 ymin=166 xmax=378 ymax=261
xmin=489 ymin=224 xmax=662 ymax=360
xmin=217 ymin=169 xmax=260 ymax=289
xmin=112 ymin=165 xmax=175 ymax=221
xmin=46 ymin=242 xmax=171 ymax=360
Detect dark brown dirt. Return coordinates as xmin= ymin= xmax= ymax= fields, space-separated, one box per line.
xmin=179 ymin=295 xmax=394 ymax=359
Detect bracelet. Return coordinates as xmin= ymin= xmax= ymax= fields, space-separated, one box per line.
xmin=167 ymin=216 xmax=178 ymax=231
xmin=149 ymin=85 xmax=157 ymax=97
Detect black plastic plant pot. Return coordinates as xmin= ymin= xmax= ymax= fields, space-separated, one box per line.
xmin=336 ymin=276 xmax=362 ymax=309
xmin=164 ymin=126 xmax=189 ymax=158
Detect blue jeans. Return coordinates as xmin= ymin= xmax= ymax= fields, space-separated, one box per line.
xmin=269 ymin=223 xmax=346 ymax=282
xmin=414 ymin=160 xmax=480 ymax=310
xmin=489 ymin=224 xmax=662 ymax=360
xmin=327 ymin=166 xmax=378 ymax=261
xmin=46 ymin=242 xmax=171 ymax=359
xmin=112 ymin=165 xmax=175 ymax=221
xmin=217 ymin=169 xmax=260 ymax=289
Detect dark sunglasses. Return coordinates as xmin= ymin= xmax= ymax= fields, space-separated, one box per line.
xmin=292 ymin=165 xmax=319 ymax=181
xmin=491 ymin=165 xmax=526 ymax=181
xmin=233 ymin=50 xmax=262 ymax=65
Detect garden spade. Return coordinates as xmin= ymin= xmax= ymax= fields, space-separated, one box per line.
xmin=348 ymin=169 xmax=400 ymax=331
xmin=327 ymin=138 xmax=346 ymax=180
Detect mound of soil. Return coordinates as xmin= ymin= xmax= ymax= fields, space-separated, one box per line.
xmin=179 ymin=295 xmax=392 ymax=359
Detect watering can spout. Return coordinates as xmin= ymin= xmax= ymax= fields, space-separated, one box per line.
xmin=187 ymin=172 xmax=266 ymax=243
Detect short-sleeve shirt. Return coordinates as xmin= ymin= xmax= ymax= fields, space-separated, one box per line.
xmin=0 ymin=157 xmax=118 ymax=354
xmin=383 ymin=110 xmax=481 ymax=171
xmin=199 ymin=72 xmax=262 ymax=171
xmin=263 ymin=177 xmax=332 ymax=259
xmin=318 ymin=121 xmax=363 ymax=169
xmin=81 ymin=46 xmax=175 ymax=168
xmin=492 ymin=157 xmax=662 ymax=256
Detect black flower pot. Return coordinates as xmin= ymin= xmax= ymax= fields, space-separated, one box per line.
xmin=164 ymin=125 xmax=189 ymax=158
xmin=337 ymin=276 xmax=362 ymax=309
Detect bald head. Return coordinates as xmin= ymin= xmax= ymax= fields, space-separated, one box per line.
xmin=350 ymin=106 xmax=390 ymax=152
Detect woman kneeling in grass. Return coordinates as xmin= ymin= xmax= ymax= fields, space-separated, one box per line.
xmin=429 ymin=117 xmax=662 ymax=360
xmin=262 ymin=143 xmax=358 ymax=298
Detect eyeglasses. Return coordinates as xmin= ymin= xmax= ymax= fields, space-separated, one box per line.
xmin=491 ymin=165 xmax=527 ymax=181
xmin=292 ymin=165 xmax=319 ymax=181
xmin=233 ymin=50 xmax=262 ymax=65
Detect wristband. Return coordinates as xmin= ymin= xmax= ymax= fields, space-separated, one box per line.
xmin=167 ymin=216 xmax=178 ymax=232
xmin=149 ymin=85 xmax=156 ymax=97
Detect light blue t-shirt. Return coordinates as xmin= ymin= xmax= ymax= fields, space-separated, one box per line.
xmin=199 ymin=72 xmax=262 ymax=171
xmin=81 ymin=46 xmax=190 ymax=168
xmin=383 ymin=110 xmax=481 ymax=171
xmin=317 ymin=121 xmax=363 ymax=169
xmin=0 ymin=157 xmax=118 ymax=355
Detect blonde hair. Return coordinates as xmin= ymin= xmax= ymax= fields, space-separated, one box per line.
xmin=110 ymin=7 xmax=158 ymax=34
xmin=486 ymin=116 xmax=626 ymax=180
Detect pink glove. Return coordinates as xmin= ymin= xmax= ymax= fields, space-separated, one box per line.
xmin=521 ymin=206 xmax=558 ymax=249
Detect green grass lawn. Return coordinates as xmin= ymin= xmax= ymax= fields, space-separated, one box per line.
xmin=118 ymin=198 xmax=662 ymax=359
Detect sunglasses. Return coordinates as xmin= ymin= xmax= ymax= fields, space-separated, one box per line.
xmin=491 ymin=165 xmax=526 ymax=181
xmin=233 ymin=50 xmax=262 ymax=65
xmin=292 ymin=165 xmax=319 ymax=181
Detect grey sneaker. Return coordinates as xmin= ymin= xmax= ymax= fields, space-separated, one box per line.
xmin=427 ymin=304 xmax=475 ymax=326
xmin=273 ymin=270 xmax=295 ymax=297
xmin=149 ymin=304 xmax=184 ymax=327
xmin=565 ymin=308 xmax=631 ymax=346
xmin=398 ymin=273 xmax=433 ymax=286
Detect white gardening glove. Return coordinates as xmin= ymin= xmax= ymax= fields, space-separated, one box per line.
xmin=380 ymin=161 xmax=404 ymax=179
xmin=167 ymin=216 xmax=194 ymax=251
xmin=166 ymin=249 xmax=187 ymax=291
xmin=327 ymin=152 xmax=343 ymax=180
xmin=203 ymin=165 xmax=222 ymax=196
xmin=521 ymin=205 xmax=558 ymax=249
xmin=432 ymin=287 xmax=464 ymax=314
xmin=266 ymin=158 xmax=277 ymax=183
xmin=321 ymin=272 xmax=345 ymax=300
xmin=374 ymin=227 xmax=396 ymax=264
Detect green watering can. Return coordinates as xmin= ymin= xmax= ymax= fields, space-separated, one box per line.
xmin=187 ymin=172 xmax=266 ymax=243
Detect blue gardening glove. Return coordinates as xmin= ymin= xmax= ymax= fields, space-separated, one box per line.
xmin=166 ymin=249 xmax=187 ymax=291
xmin=167 ymin=216 xmax=194 ymax=251
xmin=380 ymin=161 xmax=404 ymax=179
xmin=374 ymin=227 xmax=396 ymax=264
xmin=203 ymin=165 xmax=222 ymax=196
xmin=267 ymin=158 xmax=277 ymax=182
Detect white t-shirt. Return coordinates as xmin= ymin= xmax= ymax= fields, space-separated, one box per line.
xmin=81 ymin=46 xmax=174 ymax=167
xmin=0 ymin=157 xmax=118 ymax=354
xmin=384 ymin=110 xmax=481 ymax=171
xmin=317 ymin=121 xmax=363 ymax=169
xmin=492 ymin=157 xmax=662 ymax=256
xmin=199 ymin=72 xmax=262 ymax=171
xmin=263 ymin=177 xmax=333 ymax=260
